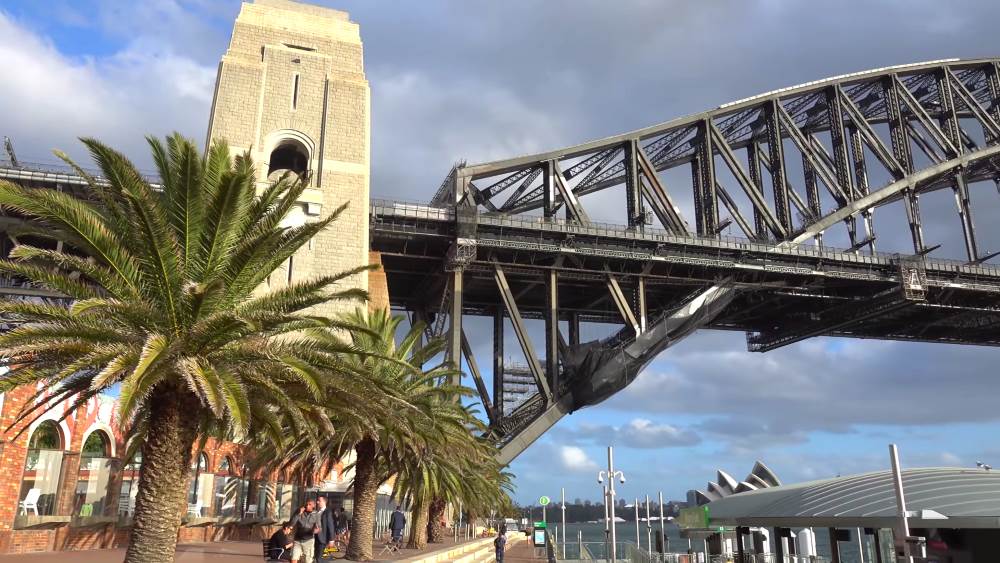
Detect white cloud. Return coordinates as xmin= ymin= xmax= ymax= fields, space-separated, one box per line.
xmin=605 ymin=330 xmax=1000 ymax=452
xmin=0 ymin=11 xmax=214 ymax=169
xmin=559 ymin=418 xmax=701 ymax=449
xmin=621 ymin=419 xmax=700 ymax=449
xmin=369 ymin=69 xmax=574 ymax=200
xmin=940 ymin=452 xmax=962 ymax=466
xmin=559 ymin=446 xmax=599 ymax=473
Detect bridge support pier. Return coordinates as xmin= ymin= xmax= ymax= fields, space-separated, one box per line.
xmin=493 ymin=310 xmax=504 ymax=422
xmin=447 ymin=269 xmax=463 ymax=384
xmin=545 ymin=270 xmax=559 ymax=396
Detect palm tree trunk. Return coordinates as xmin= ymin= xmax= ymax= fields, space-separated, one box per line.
xmin=406 ymin=498 xmax=429 ymax=550
xmin=346 ymin=438 xmax=379 ymax=561
xmin=124 ymin=387 xmax=199 ymax=563
xmin=427 ymin=497 xmax=446 ymax=543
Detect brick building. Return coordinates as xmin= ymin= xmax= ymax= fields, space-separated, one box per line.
xmin=0 ymin=376 xmax=395 ymax=555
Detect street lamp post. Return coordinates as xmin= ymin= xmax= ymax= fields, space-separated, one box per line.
xmin=561 ymin=488 xmax=566 ymax=559
xmin=603 ymin=485 xmax=610 ymax=560
xmin=658 ymin=491 xmax=667 ymax=554
xmin=645 ymin=495 xmax=652 ymax=552
xmin=634 ymin=498 xmax=640 ymax=549
xmin=597 ymin=446 xmax=625 ymax=563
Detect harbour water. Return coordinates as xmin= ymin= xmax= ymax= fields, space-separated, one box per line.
xmin=548 ymin=521 xmax=871 ymax=563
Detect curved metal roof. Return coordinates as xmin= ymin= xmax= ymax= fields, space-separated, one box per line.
xmin=706 ymin=468 xmax=1000 ymax=529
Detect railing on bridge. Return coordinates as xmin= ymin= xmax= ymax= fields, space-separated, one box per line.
xmin=370 ymin=197 xmax=1000 ymax=277
xmin=0 ymin=158 xmax=161 ymax=185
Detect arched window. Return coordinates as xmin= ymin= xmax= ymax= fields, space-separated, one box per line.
xmin=29 ymin=421 xmax=61 ymax=449
xmin=76 ymin=430 xmax=113 ymax=517
xmin=20 ymin=421 xmax=65 ymax=517
xmin=81 ymin=432 xmax=110 ymax=457
xmin=267 ymin=141 xmax=309 ymax=179
xmin=187 ymin=453 xmax=211 ymax=518
xmin=246 ymin=470 xmax=272 ymax=521
xmin=117 ymin=453 xmax=141 ymax=518
xmin=212 ymin=456 xmax=242 ymax=518
xmin=275 ymin=471 xmax=300 ymax=521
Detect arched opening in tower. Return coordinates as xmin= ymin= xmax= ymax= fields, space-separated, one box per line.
xmin=268 ymin=141 xmax=309 ymax=178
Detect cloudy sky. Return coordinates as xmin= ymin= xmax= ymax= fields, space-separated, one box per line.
xmin=3 ymin=0 xmax=1000 ymax=505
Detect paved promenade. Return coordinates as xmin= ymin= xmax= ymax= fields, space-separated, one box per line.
xmin=503 ymin=539 xmax=543 ymax=562
xmin=0 ymin=538 xmax=481 ymax=562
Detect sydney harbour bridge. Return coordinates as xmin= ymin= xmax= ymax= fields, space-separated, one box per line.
xmin=5 ymin=58 xmax=1000 ymax=463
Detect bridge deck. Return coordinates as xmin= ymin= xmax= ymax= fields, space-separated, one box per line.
xmin=371 ymin=199 xmax=1000 ymax=347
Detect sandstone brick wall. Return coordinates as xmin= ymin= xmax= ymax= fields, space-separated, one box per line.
xmin=368 ymin=251 xmax=389 ymax=312
xmin=206 ymin=0 xmax=371 ymax=320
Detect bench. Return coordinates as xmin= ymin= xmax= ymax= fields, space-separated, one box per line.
xmin=261 ymin=539 xmax=286 ymax=561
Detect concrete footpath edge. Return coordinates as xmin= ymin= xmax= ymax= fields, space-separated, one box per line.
xmin=395 ymin=533 xmax=526 ymax=563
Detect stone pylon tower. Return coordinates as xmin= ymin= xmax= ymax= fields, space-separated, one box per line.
xmin=206 ymin=0 xmax=370 ymax=315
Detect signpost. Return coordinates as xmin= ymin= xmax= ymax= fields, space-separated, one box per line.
xmin=677 ymin=505 xmax=710 ymax=529
xmin=539 ymin=495 xmax=550 ymax=528
xmin=533 ymin=520 xmax=547 ymax=547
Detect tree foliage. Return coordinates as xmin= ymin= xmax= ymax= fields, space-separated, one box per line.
xmin=0 ymin=135 xmax=376 ymax=563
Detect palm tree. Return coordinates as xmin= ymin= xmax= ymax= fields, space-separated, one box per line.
xmin=0 ymin=135 xmax=374 ymax=563
xmin=395 ymin=417 xmax=512 ymax=549
xmin=267 ymin=308 xmax=462 ymax=561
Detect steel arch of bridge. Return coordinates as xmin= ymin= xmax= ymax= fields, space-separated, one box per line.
xmin=373 ymin=58 xmax=1000 ymax=463
xmin=445 ymin=57 xmax=1000 ymax=255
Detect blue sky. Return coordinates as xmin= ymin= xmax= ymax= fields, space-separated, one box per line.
xmin=3 ymin=0 xmax=1000 ymax=505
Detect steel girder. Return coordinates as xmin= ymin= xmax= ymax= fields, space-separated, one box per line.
xmin=371 ymin=133 xmax=1000 ymax=461
xmin=368 ymin=58 xmax=1000 ymax=463
xmin=456 ymin=59 xmax=1000 ymax=252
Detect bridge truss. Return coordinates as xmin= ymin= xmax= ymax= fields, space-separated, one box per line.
xmin=371 ymin=58 xmax=1000 ymax=463
xmin=4 ymin=59 xmax=1000 ymax=464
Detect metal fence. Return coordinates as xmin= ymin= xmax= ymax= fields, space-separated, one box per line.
xmin=553 ymin=542 xmax=830 ymax=563
xmin=553 ymin=541 xmax=693 ymax=562
xmin=729 ymin=556 xmax=830 ymax=563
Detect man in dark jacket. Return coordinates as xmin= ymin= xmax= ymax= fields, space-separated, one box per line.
xmin=314 ymin=496 xmax=336 ymax=559
xmin=389 ymin=505 xmax=406 ymax=543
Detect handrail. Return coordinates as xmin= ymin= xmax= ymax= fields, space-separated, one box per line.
xmin=370 ymin=197 xmax=1000 ymax=276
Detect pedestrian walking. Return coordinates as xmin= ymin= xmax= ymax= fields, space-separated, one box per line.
xmin=314 ymin=496 xmax=336 ymax=560
xmin=333 ymin=507 xmax=349 ymax=548
xmin=289 ymin=498 xmax=322 ymax=563
xmin=389 ymin=505 xmax=406 ymax=546
xmin=494 ymin=525 xmax=507 ymax=563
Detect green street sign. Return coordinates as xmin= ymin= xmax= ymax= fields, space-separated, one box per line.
xmin=676 ymin=506 xmax=710 ymax=529
xmin=539 ymin=496 xmax=550 ymax=506
xmin=534 ymin=521 xmax=547 ymax=529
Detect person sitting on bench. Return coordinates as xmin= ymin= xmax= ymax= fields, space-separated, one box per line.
xmin=268 ymin=522 xmax=294 ymax=560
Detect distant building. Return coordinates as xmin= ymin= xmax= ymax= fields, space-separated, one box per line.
xmin=707 ymin=467 xmax=1000 ymax=561
xmin=686 ymin=461 xmax=782 ymax=506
